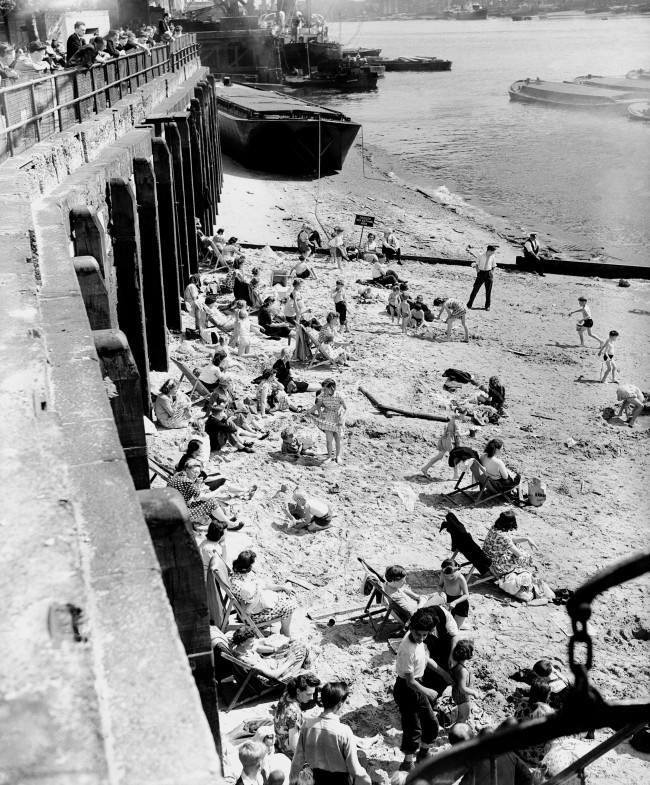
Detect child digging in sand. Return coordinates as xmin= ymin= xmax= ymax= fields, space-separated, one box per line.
xmin=568 ymin=297 xmax=602 ymax=347
xmin=450 ymin=640 xmax=479 ymax=723
xmin=435 ymin=298 xmax=469 ymax=342
xmin=598 ymin=330 xmax=619 ymax=383
xmin=438 ymin=559 xmax=470 ymax=629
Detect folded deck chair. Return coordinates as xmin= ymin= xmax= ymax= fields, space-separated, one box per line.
xmin=171 ymin=357 xmax=212 ymax=402
xmin=211 ymin=570 xmax=283 ymax=638
xmin=149 ymin=456 xmax=173 ymax=485
xmin=358 ymin=557 xmax=410 ymax=639
xmin=213 ymin=641 xmax=287 ymax=711
xmin=439 ymin=511 xmax=496 ymax=587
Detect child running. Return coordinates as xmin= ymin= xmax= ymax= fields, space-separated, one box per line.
xmin=333 ymin=279 xmax=349 ymax=333
xmin=420 ymin=416 xmax=460 ymax=479
xmin=568 ymin=297 xmax=602 ymax=347
xmin=438 ymin=559 xmax=470 ymax=629
xmin=450 ymin=640 xmax=478 ymax=723
xmin=598 ymin=330 xmax=619 ymax=383
xmin=388 ymin=284 xmax=401 ymax=324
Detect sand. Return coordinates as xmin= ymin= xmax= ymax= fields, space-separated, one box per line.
xmin=150 ymin=145 xmax=650 ymax=784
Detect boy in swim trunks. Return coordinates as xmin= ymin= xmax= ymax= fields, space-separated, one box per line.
xmin=598 ymin=330 xmax=619 ymax=383
xmin=438 ymin=559 xmax=470 ymax=629
xmin=568 ymin=297 xmax=602 ymax=347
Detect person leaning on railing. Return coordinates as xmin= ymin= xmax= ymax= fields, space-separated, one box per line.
xmin=14 ymin=41 xmax=52 ymax=76
xmin=0 ymin=42 xmax=19 ymax=85
xmin=67 ymin=37 xmax=110 ymax=70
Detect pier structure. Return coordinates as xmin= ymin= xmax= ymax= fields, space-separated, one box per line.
xmin=0 ymin=34 xmax=224 ymax=783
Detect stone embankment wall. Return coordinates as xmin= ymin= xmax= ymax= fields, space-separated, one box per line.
xmin=0 ymin=45 xmax=223 ymax=784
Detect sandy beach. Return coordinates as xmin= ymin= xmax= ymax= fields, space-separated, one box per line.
xmin=150 ymin=144 xmax=650 ymax=783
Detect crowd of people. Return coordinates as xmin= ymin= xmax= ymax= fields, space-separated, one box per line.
xmin=147 ymin=216 xmax=645 ymax=785
xmin=0 ymin=14 xmax=183 ymax=87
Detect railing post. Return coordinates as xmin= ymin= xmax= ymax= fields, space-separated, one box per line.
xmin=29 ymin=81 xmax=40 ymax=142
xmin=0 ymin=90 xmax=13 ymax=156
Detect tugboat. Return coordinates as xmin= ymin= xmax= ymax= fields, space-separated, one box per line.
xmin=215 ymin=82 xmax=361 ymax=174
xmin=284 ymin=60 xmax=381 ymax=91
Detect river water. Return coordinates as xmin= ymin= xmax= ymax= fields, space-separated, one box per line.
xmin=317 ymin=16 xmax=650 ymax=267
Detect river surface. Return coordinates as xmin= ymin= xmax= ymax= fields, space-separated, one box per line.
xmin=315 ymin=16 xmax=650 ymax=267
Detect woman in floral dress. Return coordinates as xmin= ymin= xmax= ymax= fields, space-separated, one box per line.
xmin=310 ymin=378 xmax=346 ymax=464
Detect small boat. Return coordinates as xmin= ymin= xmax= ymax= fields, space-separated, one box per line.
xmin=367 ymin=56 xmax=452 ymax=72
xmin=628 ymin=101 xmax=650 ymax=120
xmin=445 ymin=4 xmax=488 ymax=19
xmin=284 ymin=61 xmax=381 ymax=91
xmin=508 ymin=79 xmax=638 ymax=110
xmin=214 ymin=82 xmax=360 ymax=175
xmin=574 ymin=75 xmax=650 ymax=94
xmin=342 ymin=47 xmax=382 ymax=58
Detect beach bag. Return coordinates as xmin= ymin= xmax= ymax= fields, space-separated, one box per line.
xmin=442 ymin=368 xmax=473 ymax=384
xmin=528 ymin=477 xmax=547 ymax=507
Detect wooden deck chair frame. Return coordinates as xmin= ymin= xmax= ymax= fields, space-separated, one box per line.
xmin=216 ymin=647 xmax=286 ymax=711
xmin=357 ymin=557 xmax=410 ymax=639
xmin=298 ymin=325 xmax=335 ymax=370
xmin=446 ymin=459 xmax=517 ymax=508
xmin=213 ymin=571 xmax=283 ymax=638
xmin=149 ymin=457 xmax=173 ymax=485
xmin=171 ymin=356 xmax=211 ymax=402
xmin=449 ymin=550 xmax=498 ymax=589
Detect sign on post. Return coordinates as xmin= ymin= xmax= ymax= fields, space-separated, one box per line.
xmin=354 ymin=214 xmax=375 ymax=249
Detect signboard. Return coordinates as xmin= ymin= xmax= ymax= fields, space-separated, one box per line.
xmin=354 ymin=214 xmax=375 ymax=227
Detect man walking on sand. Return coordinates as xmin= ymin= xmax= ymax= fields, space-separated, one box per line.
xmin=523 ymin=232 xmax=545 ymax=276
xmin=467 ymin=244 xmax=497 ymax=311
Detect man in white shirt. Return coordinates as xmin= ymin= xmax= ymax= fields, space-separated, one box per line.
xmin=467 ymin=244 xmax=497 ymax=311
xmin=393 ymin=609 xmax=453 ymax=771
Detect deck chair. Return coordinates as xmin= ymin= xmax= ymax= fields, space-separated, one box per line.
xmin=171 ymin=357 xmax=212 ymax=402
xmin=213 ymin=640 xmax=287 ymax=711
xmin=211 ymin=569 xmax=283 ymax=638
xmin=445 ymin=459 xmax=518 ymax=508
xmin=439 ymin=511 xmax=497 ymax=588
xmin=358 ymin=557 xmax=410 ymax=639
xmin=149 ymin=456 xmax=173 ymax=485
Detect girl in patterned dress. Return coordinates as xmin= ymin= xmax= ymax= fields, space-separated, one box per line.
xmin=230 ymin=550 xmax=298 ymax=636
xmin=309 ymin=378 xmax=347 ymax=464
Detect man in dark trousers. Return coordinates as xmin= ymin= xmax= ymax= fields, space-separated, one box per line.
xmin=467 ymin=244 xmax=497 ymax=311
xmin=66 ymin=20 xmax=86 ymax=63
xmin=523 ymin=232 xmax=545 ymax=276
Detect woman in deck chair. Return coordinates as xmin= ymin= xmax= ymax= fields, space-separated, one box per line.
xmin=483 ymin=511 xmax=554 ymax=603
xmin=167 ymin=459 xmax=242 ymax=530
xmin=154 ymin=379 xmax=192 ymax=429
xmin=479 ymin=438 xmax=523 ymax=499
xmin=231 ymin=550 xmax=298 ymax=636
xmin=232 ymin=627 xmax=309 ymax=680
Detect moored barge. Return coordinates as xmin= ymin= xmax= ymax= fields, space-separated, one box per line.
xmin=508 ymin=79 xmax=638 ymax=110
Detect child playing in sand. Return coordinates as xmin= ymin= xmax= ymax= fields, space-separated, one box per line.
xmin=387 ymin=285 xmax=401 ymax=323
xmin=568 ymin=297 xmax=602 ymax=347
xmin=438 ymin=559 xmax=470 ymax=628
xmin=399 ymin=297 xmax=412 ymax=334
xmin=435 ymin=298 xmax=469 ymax=342
xmin=450 ymin=640 xmax=478 ymax=722
xmin=333 ymin=280 xmax=349 ymax=333
xmin=410 ymin=301 xmax=426 ymax=332
xmin=420 ymin=416 xmax=460 ymax=479
xmin=598 ymin=330 xmax=619 ymax=383
xmin=280 ymin=427 xmax=304 ymax=460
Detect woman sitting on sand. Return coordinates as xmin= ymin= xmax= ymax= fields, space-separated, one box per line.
xmin=230 ymin=550 xmax=298 ymax=636
xmin=154 ymin=379 xmax=192 ymax=429
xmin=167 ymin=458 xmax=242 ymax=529
xmin=477 ymin=376 xmax=506 ymax=414
xmin=483 ymin=511 xmax=553 ymax=603
xmin=317 ymin=312 xmax=349 ymax=365
xmin=273 ymin=347 xmax=309 ymax=394
xmin=310 ymin=378 xmax=346 ymax=463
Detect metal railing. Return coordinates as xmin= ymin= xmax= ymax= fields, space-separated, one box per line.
xmin=0 ymin=34 xmax=200 ymax=163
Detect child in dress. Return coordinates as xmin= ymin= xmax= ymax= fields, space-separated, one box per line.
xmin=399 ymin=297 xmax=412 ymax=334
xmin=568 ymin=297 xmax=602 ymax=347
xmin=451 ymin=639 xmax=478 ymax=723
xmin=438 ymin=559 xmax=470 ymax=628
xmin=598 ymin=330 xmax=619 ymax=383
xmin=234 ymin=308 xmax=252 ymax=356
xmin=387 ymin=285 xmax=401 ymax=324
xmin=420 ymin=416 xmax=460 ymax=479
xmin=333 ymin=280 xmax=349 ymax=333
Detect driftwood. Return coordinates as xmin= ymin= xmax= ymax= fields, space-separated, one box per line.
xmin=360 ymin=386 xmax=448 ymax=422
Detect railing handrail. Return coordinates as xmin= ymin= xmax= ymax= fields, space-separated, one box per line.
xmin=0 ymin=34 xmax=200 ymax=161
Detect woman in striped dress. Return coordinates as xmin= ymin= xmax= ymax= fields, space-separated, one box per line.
xmin=436 ymin=298 xmax=469 ymax=342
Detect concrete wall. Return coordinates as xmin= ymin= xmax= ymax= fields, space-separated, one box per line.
xmin=0 ymin=51 xmax=223 ymax=785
